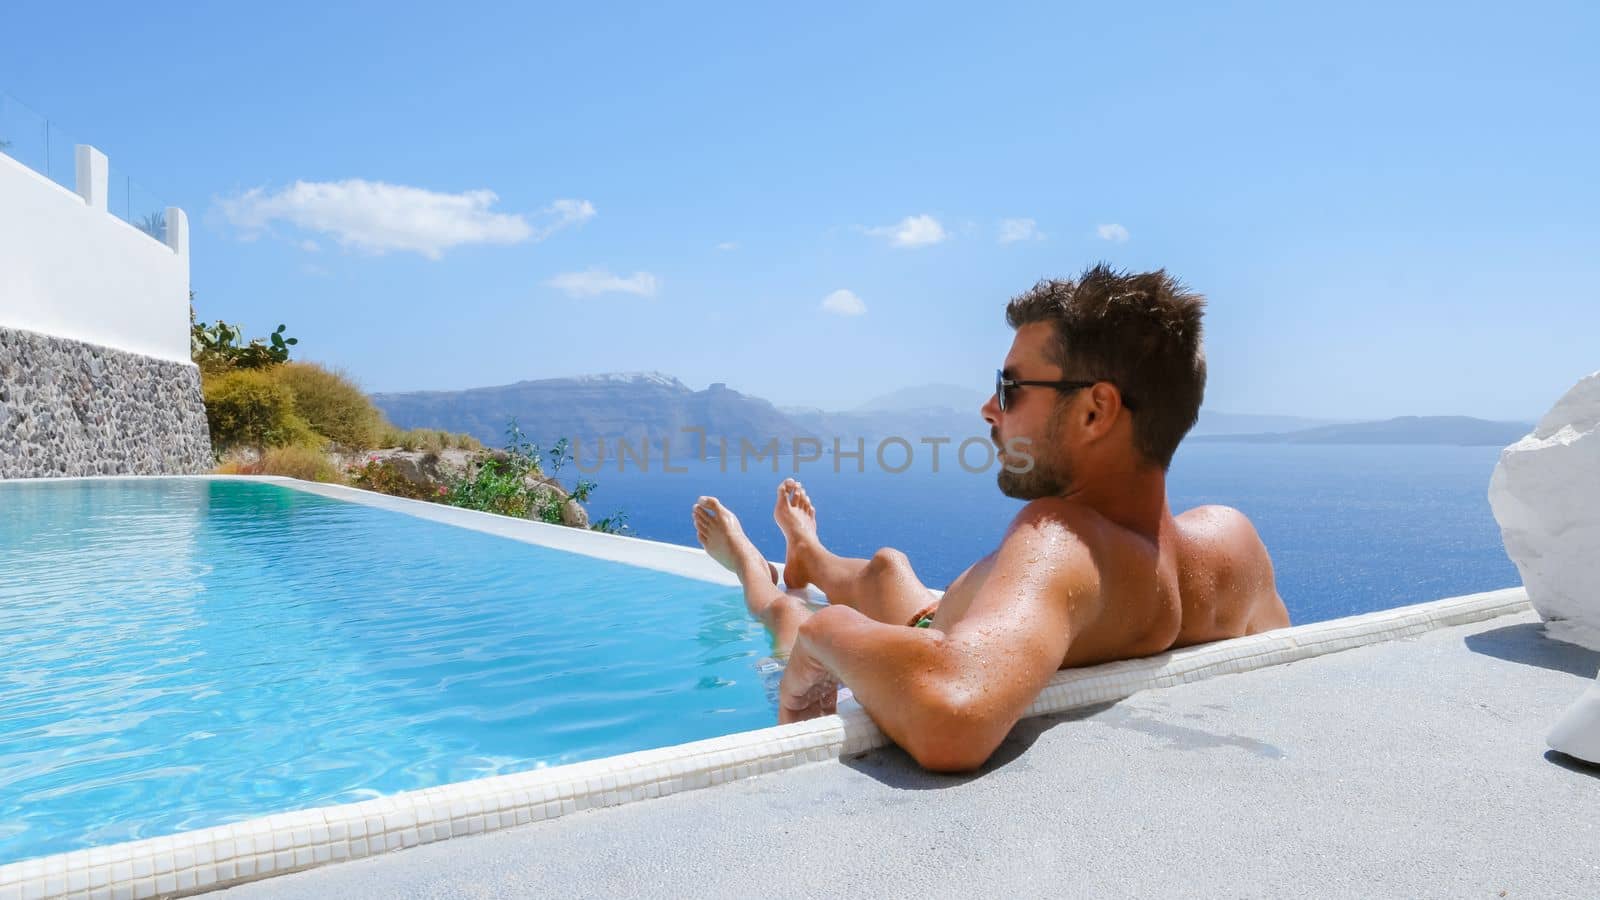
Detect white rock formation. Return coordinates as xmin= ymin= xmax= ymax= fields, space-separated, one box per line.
xmin=1488 ymin=370 xmax=1600 ymax=650
xmin=1547 ymin=675 xmax=1600 ymax=764
xmin=1488 ymin=370 xmax=1600 ymax=764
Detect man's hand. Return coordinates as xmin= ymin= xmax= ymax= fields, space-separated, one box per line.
xmin=777 ymin=639 xmax=839 ymax=724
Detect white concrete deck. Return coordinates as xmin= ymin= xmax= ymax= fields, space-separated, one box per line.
xmin=217 ymin=608 xmax=1600 ymax=899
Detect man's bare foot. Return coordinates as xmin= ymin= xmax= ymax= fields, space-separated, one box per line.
xmin=773 ymin=478 xmax=821 ymax=590
xmin=692 ymin=496 xmax=779 ymax=585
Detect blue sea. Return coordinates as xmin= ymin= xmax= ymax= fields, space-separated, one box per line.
xmin=581 ymin=441 xmax=1521 ymax=626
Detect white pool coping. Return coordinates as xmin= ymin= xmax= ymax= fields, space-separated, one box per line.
xmin=0 ymin=474 xmax=752 ymax=589
xmin=0 ymin=476 xmax=1531 ymax=899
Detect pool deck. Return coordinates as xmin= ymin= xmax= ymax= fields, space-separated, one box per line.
xmin=217 ymin=607 xmax=1599 ymax=899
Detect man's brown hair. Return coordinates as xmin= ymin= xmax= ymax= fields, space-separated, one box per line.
xmin=1005 ymin=263 xmax=1206 ymax=470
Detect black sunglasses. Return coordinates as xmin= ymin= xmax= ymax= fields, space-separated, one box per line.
xmin=994 ymin=369 xmax=1136 ymax=414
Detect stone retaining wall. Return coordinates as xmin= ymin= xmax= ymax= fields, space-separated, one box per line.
xmin=0 ymin=326 xmax=212 ymax=478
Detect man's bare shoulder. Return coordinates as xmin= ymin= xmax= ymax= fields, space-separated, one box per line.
xmin=1011 ymin=495 xmax=1105 ymax=531
xmin=1005 ymin=497 xmax=1109 ymax=558
xmin=975 ymin=497 xmax=1105 ymax=627
xmin=1175 ymin=504 xmax=1267 ymax=563
xmin=1000 ymin=498 xmax=1106 ymax=590
xmin=1176 ymin=502 xmax=1250 ymax=532
xmin=1175 ymin=504 xmax=1289 ymax=632
xmin=1174 ymin=504 xmax=1271 ymax=581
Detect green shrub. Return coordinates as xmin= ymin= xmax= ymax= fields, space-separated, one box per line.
xmin=191 ymin=306 xmax=297 ymax=374
xmin=445 ymin=423 xmax=550 ymax=519
xmin=271 ymin=362 xmax=385 ymax=450
xmin=400 ymin=428 xmax=445 ymax=452
xmin=418 ymin=429 xmax=446 ymax=453
xmin=259 ymin=445 xmax=343 ymax=482
xmin=372 ymin=424 xmax=480 ymax=452
xmin=202 ymin=368 xmax=320 ymax=452
xmin=440 ymin=423 xmax=626 ymax=532
xmin=189 ymin=294 xmax=299 ymax=374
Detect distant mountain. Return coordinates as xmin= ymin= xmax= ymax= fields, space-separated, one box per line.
xmin=374 ymin=373 xmax=1528 ymax=456
xmin=1189 ymin=416 xmax=1533 ymax=446
xmin=855 ymin=384 xmax=991 ymax=414
xmin=852 ymin=384 xmax=1347 ymax=437
xmin=1191 ymin=411 xmax=1352 ymax=436
xmin=372 ymin=372 xmax=809 ymax=457
xmin=781 ymin=406 xmax=990 ymax=447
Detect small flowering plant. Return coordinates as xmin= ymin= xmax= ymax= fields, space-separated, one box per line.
xmin=347 ymin=458 xmax=434 ymax=501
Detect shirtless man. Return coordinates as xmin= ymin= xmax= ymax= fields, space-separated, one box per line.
xmin=692 ymin=264 xmax=1289 ymax=773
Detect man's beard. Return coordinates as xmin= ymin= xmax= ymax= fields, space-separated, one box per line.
xmin=993 ymin=412 xmax=1072 ymax=499
xmin=997 ymin=450 xmax=1071 ymax=499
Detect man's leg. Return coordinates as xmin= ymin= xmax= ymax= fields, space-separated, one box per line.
xmin=692 ymin=495 xmax=813 ymax=654
xmin=771 ymin=479 xmax=936 ymax=627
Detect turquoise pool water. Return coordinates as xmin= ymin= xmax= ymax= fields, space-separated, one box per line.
xmin=0 ymin=479 xmax=777 ymax=864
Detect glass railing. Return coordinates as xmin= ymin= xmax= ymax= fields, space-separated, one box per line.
xmin=109 ymin=173 xmax=168 ymax=243
xmin=0 ymin=89 xmax=169 ymax=246
xmin=0 ymin=91 xmax=76 ymax=192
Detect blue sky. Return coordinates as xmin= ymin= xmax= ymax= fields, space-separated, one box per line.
xmin=3 ymin=1 xmax=1595 ymax=420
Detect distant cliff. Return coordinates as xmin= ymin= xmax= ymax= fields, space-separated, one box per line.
xmin=374 ymin=373 xmax=1532 ymax=453
xmin=371 ymin=372 xmax=809 ymax=454
xmin=1189 ymin=415 xmax=1533 ymax=446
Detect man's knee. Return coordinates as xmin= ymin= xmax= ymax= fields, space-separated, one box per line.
xmin=867 ymin=547 xmax=911 ymax=578
xmin=758 ymin=590 xmax=809 ymax=628
xmin=755 ymin=590 xmax=813 ymax=654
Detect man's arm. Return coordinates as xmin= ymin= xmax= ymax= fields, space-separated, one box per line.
xmin=790 ymin=501 xmax=1103 ymax=772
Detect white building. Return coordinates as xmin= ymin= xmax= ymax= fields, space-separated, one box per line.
xmin=0 ymin=102 xmax=211 ymax=477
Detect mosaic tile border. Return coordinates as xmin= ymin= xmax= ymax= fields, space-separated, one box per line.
xmin=0 ymin=477 xmax=1530 ymax=899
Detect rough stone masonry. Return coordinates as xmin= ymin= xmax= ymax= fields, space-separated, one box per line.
xmin=0 ymin=326 xmax=212 ymax=478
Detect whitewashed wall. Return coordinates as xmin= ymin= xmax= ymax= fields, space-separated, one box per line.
xmin=0 ymin=149 xmax=190 ymax=363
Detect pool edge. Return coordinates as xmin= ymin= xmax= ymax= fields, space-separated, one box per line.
xmin=0 ymin=585 xmax=1529 ymax=899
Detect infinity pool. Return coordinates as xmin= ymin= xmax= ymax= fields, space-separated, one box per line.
xmin=0 ymin=479 xmax=777 ymax=863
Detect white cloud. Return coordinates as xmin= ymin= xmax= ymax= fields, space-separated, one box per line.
xmin=297 ymin=239 xmax=321 ymax=253
xmin=867 ymin=214 xmax=946 ymax=248
xmin=716 ymin=241 xmax=738 ymax=251
xmin=217 ymin=179 xmax=594 ymax=259
xmin=998 ymin=218 xmax=1043 ymax=243
xmin=546 ymin=268 xmax=659 ymax=298
xmin=535 ymin=198 xmax=597 ymax=240
xmin=821 ymin=289 xmax=866 ymax=316
xmin=1097 ymin=223 xmax=1130 ymax=243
